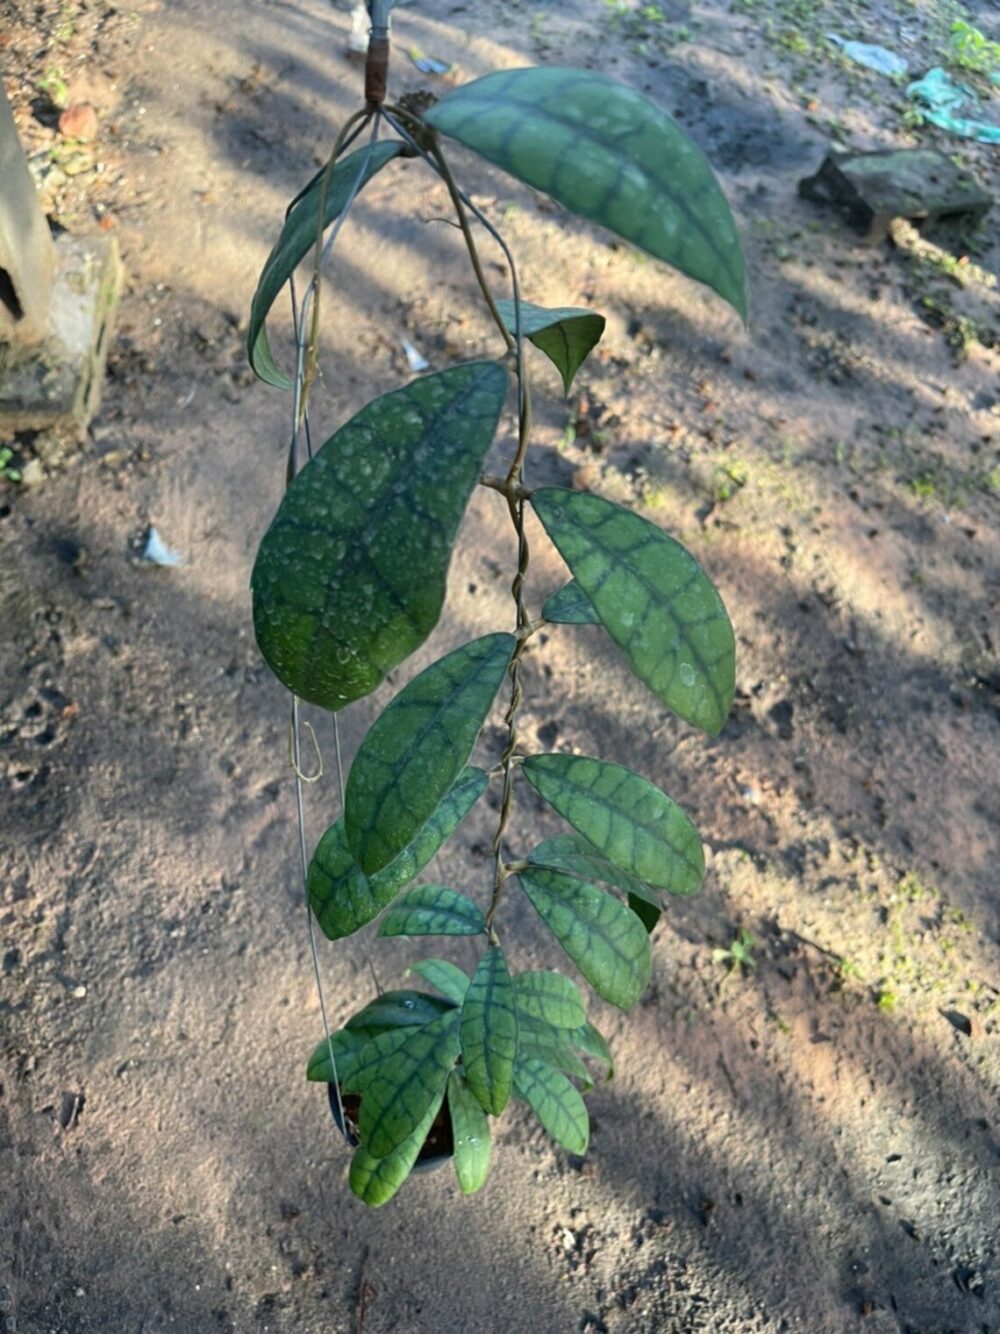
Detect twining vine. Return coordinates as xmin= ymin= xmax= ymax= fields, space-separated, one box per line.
xmin=247 ymin=0 xmax=747 ymax=1205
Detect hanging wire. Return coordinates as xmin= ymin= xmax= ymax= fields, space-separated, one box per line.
xmin=286 ymin=113 xmax=385 ymax=1145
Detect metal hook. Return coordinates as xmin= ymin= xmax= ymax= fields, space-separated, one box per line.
xmin=288 ymin=718 xmax=324 ymax=783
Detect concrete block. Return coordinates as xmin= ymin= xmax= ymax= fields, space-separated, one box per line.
xmin=0 ymin=232 xmax=124 ymax=439
xmin=799 ymin=149 xmax=992 ymax=241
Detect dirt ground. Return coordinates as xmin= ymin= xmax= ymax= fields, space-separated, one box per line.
xmin=2 ymin=0 xmax=999 ymax=1330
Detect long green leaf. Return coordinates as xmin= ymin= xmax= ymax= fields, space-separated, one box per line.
xmin=514 ymin=971 xmax=586 ymax=1028
xmin=349 ymin=1088 xmax=444 ymax=1207
xmin=345 ymin=633 xmax=514 ymax=875
xmin=407 ymin=958 xmax=470 ymax=1006
xmin=248 ymin=141 xmax=407 ymax=387
xmin=522 ymin=754 xmax=704 ymax=895
xmin=514 ymin=1056 xmax=589 ymax=1154
xmin=447 ymin=1072 xmax=492 ymax=1195
xmin=378 ymin=885 xmax=486 ymax=938
xmin=518 ymin=866 xmax=651 ymax=1011
xmin=426 ymin=67 xmax=746 ymax=321
xmin=251 ymin=362 xmax=508 ymax=712
xmin=460 ymin=946 xmax=519 ymax=1115
xmin=308 ymin=767 xmax=487 ymax=941
xmin=531 ymin=488 xmax=735 ymax=735
xmin=542 ymin=580 xmax=600 ymax=625
xmin=494 ymin=299 xmax=605 ymax=395
xmin=351 ymin=1011 xmax=460 ymax=1159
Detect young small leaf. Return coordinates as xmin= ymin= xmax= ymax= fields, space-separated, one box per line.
xmin=514 ymin=1056 xmax=589 ymax=1154
xmin=528 ymin=832 xmax=662 ymax=913
xmin=345 ymin=990 xmax=456 ymax=1033
xmin=517 ymin=1016 xmax=593 ymax=1086
xmin=248 ymin=142 xmax=407 ymax=387
xmin=425 ymin=68 xmax=747 ymax=322
xmin=628 ymin=893 xmax=661 ymax=934
xmin=407 ymin=958 xmax=470 ymax=1005
xmin=541 ymin=580 xmax=601 ymax=625
xmin=349 ymin=1089 xmax=445 ymax=1207
xmin=570 ymin=1021 xmax=614 ymax=1080
xmin=531 ymin=488 xmax=735 ymax=734
xmin=378 ymin=885 xmax=486 ymax=938
xmin=352 ymin=1011 xmax=460 ymax=1159
xmin=460 ymin=946 xmax=519 ymax=1116
xmin=252 ymin=362 xmax=508 ymax=712
xmin=518 ymin=866 xmax=652 ymax=1011
xmin=309 ymin=767 xmax=487 ymax=941
xmin=447 ymin=1072 xmax=492 ymax=1195
xmin=494 ymin=299 xmax=605 ymax=395
xmin=514 ymin=970 xmax=587 ymax=1028
xmin=522 ymin=754 xmax=704 ymax=896
xmin=345 ymin=633 xmax=515 ymax=875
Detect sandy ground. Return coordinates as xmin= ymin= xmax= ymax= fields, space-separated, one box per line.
xmin=2 ymin=0 xmax=999 ymax=1330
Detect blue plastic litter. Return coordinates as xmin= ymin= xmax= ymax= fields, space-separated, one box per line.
xmin=907 ymin=67 xmax=1000 ymax=145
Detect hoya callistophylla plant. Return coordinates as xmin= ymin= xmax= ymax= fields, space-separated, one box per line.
xmin=248 ymin=0 xmax=746 ymax=1206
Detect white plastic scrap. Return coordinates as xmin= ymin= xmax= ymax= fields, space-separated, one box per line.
xmin=143 ymin=526 xmax=185 ymax=567
xmin=401 ymin=337 xmax=430 ymax=373
xmin=827 ymin=34 xmax=908 ymax=77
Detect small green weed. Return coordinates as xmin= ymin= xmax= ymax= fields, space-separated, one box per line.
xmin=37 ymin=67 xmax=68 ymax=107
xmin=947 ymin=20 xmax=1000 ymax=75
xmin=0 ymin=447 xmax=21 ymax=483
xmin=713 ymin=928 xmax=756 ymax=978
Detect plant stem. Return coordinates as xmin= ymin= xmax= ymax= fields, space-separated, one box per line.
xmin=428 ymin=140 xmax=515 ymax=354
xmin=380 ymin=110 xmax=535 ymax=938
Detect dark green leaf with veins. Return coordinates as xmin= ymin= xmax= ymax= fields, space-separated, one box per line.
xmin=308 ymin=767 xmax=487 ymax=941
xmin=523 ymin=754 xmax=704 ymax=895
xmin=252 ymin=362 xmax=508 ymax=712
xmin=345 ymin=633 xmax=515 ymax=875
xmin=349 ymin=1089 xmax=445 ymax=1207
xmin=531 ymin=488 xmax=735 ymax=734
xmin=514 ymin=1056 xmax=589 ymax=1154
xmin=348 ymin=1011 xmax=460 ymax=1159
xmin=460 ymin=946 xmax=519 ymax=1115
xmin=378 ymin=885 xmax=486 ymax=938
xmin=407 ymin=958 xmax=470 ymax=1006
xmin=425 ymin=67 xmax=746 ymax=321
xmin=518 ymin=865 xmax=651 ymax=1011
xmin=494 ymin=299 xmax=605 ymax=395
xmin=448 ymin=1072 xmax=492 ymax=1195
xmin=542 ymin=580 xmax=600 ymax=625
xmin=514 ymin=970 xmax=587 ymax=1028
xmin=248 ymin=142 xmax=407 ymax=387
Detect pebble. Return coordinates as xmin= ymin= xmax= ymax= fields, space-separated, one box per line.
xmin=72 ymin=984 xmax=87 ymax=999
xmin=59 ymin=103 xmax=99 ymax=141
xmin=20 ymin=458 xmax=45 ymax=488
